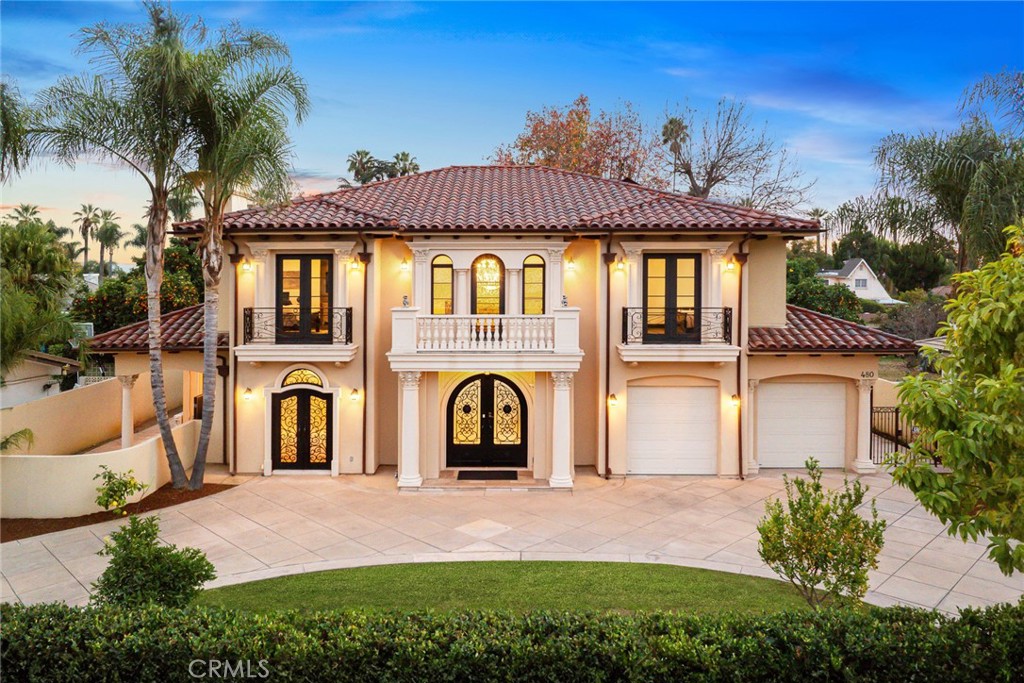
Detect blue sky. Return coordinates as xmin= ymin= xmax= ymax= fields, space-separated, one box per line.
xmin=2 ymin=1 xmax=1021 ymax=260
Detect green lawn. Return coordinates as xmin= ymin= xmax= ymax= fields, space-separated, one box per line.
xmin=199 ymin=561 xmax=806 ymax=614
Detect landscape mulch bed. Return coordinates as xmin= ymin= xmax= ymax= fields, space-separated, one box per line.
xmin=0 ymin=483 xmax=235 ymax=543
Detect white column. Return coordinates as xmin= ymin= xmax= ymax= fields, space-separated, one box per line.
xmin=412 ymin=248 xmax=431 ymax=309
xmin=624 ymin=248 xmax=642 ymax=309
xmin=547 ymin=249 xmax=565 ymax=311
xmin=251 ymin=249 xmax=269 ymax=308
xmin=398 ymin=371 xmax=423 ymax=487
xmin=853 ymin=378 xmax=877 ymax=473
xmin=709 ymin=248 xmax=726 ymax=310
xmin=119 ymin=375 xmax=138 ymax=448
xmin=549 ymin=372 xmax=574 ymax=488
xmin=746 ymin=378 xmax=759 ymax=475
xmin=506 ymin=268 xmax=522 ymax=315
xmin=455 ymin=268 xmax=471 ymax=315
xmin=333 ymin=248 xmax=350 ymax=308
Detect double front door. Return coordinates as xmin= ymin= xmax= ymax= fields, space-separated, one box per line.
xmin=447 ymin=374 xmax=528 ymax=467
xmin=271 ymin=388 xmax=332 ymax=470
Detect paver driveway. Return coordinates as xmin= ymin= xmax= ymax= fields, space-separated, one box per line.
xmin=3 ymin=469 xmax=1022 ymax=614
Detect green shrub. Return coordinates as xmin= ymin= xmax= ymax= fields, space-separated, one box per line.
xmin=757 ymin=458 xmax=886 ymax=608
xmin=91 ymin=515 xmax=215 ymax=609
xmin=93 ymin=465 xmax=148 ymax=516
xmin=1 ymin=602 xmax=1022 ymax=682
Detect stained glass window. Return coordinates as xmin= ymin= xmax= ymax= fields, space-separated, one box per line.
xmin=472 ymin=255 xmax=504 ymax=315
xmin=282 ymin=368 xmax=323 ymax=387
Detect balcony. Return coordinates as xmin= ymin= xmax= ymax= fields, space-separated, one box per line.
xmin=236 ymin=307 xmax=357 ymax=363
xmin=618 ymin=307 xmax=739 ymax=363
xmin=388 ymin=308 xmax=583 ymax=372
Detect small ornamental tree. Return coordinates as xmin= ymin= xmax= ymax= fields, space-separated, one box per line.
xmin=892 ymin=224 xmax=1024 ymax=574
xmin=93 ymin=465 xmax=147 ymax=516
xmin=786 ymin=277 xmax=863 ymax=322
xmin=92 ymin=515 xmax=215 ymax=609
xmin=758 ymin=459 xmax=886 ymax=608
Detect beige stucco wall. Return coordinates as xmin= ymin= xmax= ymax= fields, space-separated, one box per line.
xmin=372 ymin=237 xmax=412 ymax=469
xmin=873 ymin=378 xmax=900 ymax=407
xmin=0 ymin=419 xmax=199 ymax=518
xmin=0 ymin=370 xmax=183 ymax=456
xmin=746 ymin=237 xmax=787 ymax=328
xmin=563 ymin=239 xmax=599 ymax=466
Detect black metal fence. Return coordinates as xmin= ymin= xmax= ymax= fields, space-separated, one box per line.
xmin=621 ymin=307 xmax=732 ymax=345
xmin=870 ymin=406 xmax=933 ymax=464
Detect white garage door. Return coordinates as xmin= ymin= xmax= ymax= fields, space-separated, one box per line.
xmin=757 ymin=382 xmax=846 ymax=468
xmin=627 ymin=387 xmax=718 ymax=474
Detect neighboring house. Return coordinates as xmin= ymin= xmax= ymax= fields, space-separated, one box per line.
xmin=817 ymin=258 xmax=903 ymax=304
xmin=89 ymin=166 xmax=916 ymax=487
xmin=0 ymin=351 xmax=81 ymax=408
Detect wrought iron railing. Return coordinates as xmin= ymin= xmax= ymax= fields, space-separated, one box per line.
xmin=243 ymin=307 xmax=353 ymax=345
xmin=621 ymin=307 xmax=732 ymax=345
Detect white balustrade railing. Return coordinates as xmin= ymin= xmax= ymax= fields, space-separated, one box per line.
xmin=416 ymin=315 xmax=555 ymax=351
xmin=391 ymin=307 xmax=580 ymax=356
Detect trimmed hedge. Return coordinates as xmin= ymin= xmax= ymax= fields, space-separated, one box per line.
xmin=2 ymin=603 xmax=1023 ymax=682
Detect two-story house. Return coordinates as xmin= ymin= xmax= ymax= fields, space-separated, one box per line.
xmin=817 ymin=258 xmax=903 ymax=305
xmin=89 ymin=166 xmax=916 ymax=487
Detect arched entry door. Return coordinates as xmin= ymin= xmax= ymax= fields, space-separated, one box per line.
xmin=447 ymin=374 xmax=527 ymax=467
xmin=271 ymin=369 xmax=332 ymax=470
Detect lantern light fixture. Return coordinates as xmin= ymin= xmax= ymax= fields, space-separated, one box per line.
xmin=243 ymin=388 xmax=254 ymax=401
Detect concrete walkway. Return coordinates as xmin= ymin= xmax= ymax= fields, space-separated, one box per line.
xmin=3 ymin=469 xmax=1021 ymax=615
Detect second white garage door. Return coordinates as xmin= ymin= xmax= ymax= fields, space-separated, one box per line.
xmin=627 ymin=386 xmax=719 ymax=474
xmin=757 ymin=382 xmax=846 ymax=468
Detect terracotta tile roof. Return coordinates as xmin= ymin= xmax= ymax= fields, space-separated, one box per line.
xmin=748 ymin=305 xmax=917 ymax=354
xmin=88 ymin=305 xmax=228 ymax=352
xmin=174 ymin=165 xmax=819 ymax=235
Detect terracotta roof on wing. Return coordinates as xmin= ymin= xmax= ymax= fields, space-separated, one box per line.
xmin=173 ymin=165 xmax=820 ymax=234
xmin=748 ymin=305 xmax=917 ymax=354
xmin=88 ymin=305 xmax=228 ymax=352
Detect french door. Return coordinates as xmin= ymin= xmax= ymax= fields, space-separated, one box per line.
xmin=643 ymin=254 xmax=701 ymax=343
xmin=271 ymin=388 xmax=332 ymax=470
xmin=276 ymin=255 xmax=332 ymax=343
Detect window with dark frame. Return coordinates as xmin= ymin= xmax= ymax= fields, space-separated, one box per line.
xmin=522 ymin=255 xmax=545 ymax=315
xmin=275 ymin=254 xmax=332 ymax=343
xmin=431 ymin=255 xmax=453 ymax=314
xmin=642 ymin=253 xmax=701 ymax=343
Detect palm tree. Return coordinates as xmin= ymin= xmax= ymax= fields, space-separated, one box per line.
xmin=34 ymin=3 xmax=203 ymax=488
xmin=661 ymin=116 xmax=688 ymax=192
xmin=182 ymin=25 xmax=309 ymax=489
xmin=95 ymin=210 xmax=124 ymax=284
xmin=0 ymin=79 xmax=33 ymax=183
xmin=127 ymin=222 xmax=148 ymax=250
xmin=61 ymin=240 xmax=84 ymax=262
xmin=72 ymin=204 xmax=100 ymax=269
xmin=7 ymin=203 xmax=40 ymax=225
xmin=392 ymin=151 xmax=419 ymax=176
xmin=347 ymin=149 xmax=376 ymax=184
xmin=807 ymin=207 xmax=829 ymax=252
xmin=168 ymin=188 xmax=198 ymax=222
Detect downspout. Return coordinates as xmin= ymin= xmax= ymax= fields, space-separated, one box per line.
xmin=357 ymin=233 xmax=370 ymax=475
xmin=227 ymin=238 xmax=242 ymax=475
xmin=734 ymin=235 xmax=752 ymax=480
xmin=602 ymin=234 xmax=615 ymax=478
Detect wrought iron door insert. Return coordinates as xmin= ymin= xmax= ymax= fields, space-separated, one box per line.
xmin=272 ymin=387 xmax=332 ymax=470
xmin=447 ymin=374 xmax=527 ymax=467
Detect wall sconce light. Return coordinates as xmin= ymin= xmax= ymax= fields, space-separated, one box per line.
xmin=730 ymin=394 xmax=740 ymax=407
xmin=400 ymin=258 xmax=409 ymax=272
xmin=608 ymin=393 xmax=618 ymax=407
xmin=350 ymin=388 xmax=360 ymax=402
xmin=725 ymin=258 xmax=736 ymax=272
xmin=241 ymin=260 xmax=252 ymax=273
xmin=616 ymin=259 xmax=625 ymax=272
xmin=350 ymin=260 xmax=360 ymax=270
xmin=566 ymin=258 xmax=576 ymax=272
xmin=243 ymin=388 xmax=254 ymax=401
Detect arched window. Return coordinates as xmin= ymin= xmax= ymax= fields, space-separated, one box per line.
xmin=281 ymin=368 xmax=323 ymax=387
xmin=522 ymin=255 xmax=545 ymax=315
xmin=431 ymin=255 xmax=453 ymax=315
xmin=472 ymin=255 xmax=505 ymax=315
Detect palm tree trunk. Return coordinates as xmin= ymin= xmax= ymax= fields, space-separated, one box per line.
xmin=145 ymin=200 xmax=188 ymax=488
xmin=82 ymin=236 xmax=89 ymax=270
xmin=98 ymin=244 xmax=106 ymax=286
xmin=189 ymin=219 xmax=224 ymax=490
